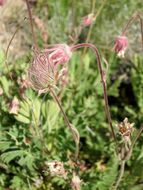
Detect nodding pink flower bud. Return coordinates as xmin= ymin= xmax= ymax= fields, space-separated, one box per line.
xmin=28 ymin=44 xmax=72 ymax=92
xmin=81 ymin=13 xmax=95 ymax=27
xmin=114 ymin=36 xmax=128 ymax=58
xmin=44 ymin=44 xmax=72 ymax=66
xmin=0 ymin=0 xmax=6 ymax=6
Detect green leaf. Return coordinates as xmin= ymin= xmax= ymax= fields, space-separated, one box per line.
xmin=1 ymin=150 xmax=25 ymax=164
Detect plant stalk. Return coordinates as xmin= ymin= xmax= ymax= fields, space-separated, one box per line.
xmin=113 ymin=160 xmax=125 ymax=190
xmin=25 ymin=0 xmax=38 ymax=49
xmin=72 ymin=43 xmax=117 ymax=143
xmin=121 ymin=12 xmax=143 ymax=49
xmin=49 ymin=88 xmax=79 ymax=159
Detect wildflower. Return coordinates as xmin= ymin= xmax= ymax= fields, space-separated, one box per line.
xmin=114 ymin=35 xmax=128 ymax=57
xmin=81 ymin=13 xmax=95 ymax=27
xmin=116 ymin=117 xmax=135 ymax=142
xmin=28 ymin=44 xmax=72 ymax=92
xmin=44 ymin=44 xmax=72 ymax=66
xmin=71 ymin=173 xmax=81 ymax=190
xmin=45 ymin=161 xmax=67 ymax=178
xmin=0 ymin=0 xmax=6 ymax=6
xmin=9 ymin=97 xmax=19 ymax=115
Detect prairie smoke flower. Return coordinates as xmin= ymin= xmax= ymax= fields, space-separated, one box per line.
xmin=44 ymin=44 xmax=72 ymax=66
xmin=81 ymin=13 xmax=95 ymax=27
xmin=114 ymin=35 xmax=128 ymax=57
xmin=28 ymin=44 xmax=72 ymax=92
xmin=0 ymin=0 xmax=5 ymax=6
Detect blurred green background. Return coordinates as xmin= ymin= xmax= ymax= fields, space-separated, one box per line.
xmin=0 ymin=0 xmax=143 ymax=189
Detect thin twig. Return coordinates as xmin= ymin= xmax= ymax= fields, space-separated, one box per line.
xmin=25 ymin=0 xmax=38 ymax=49
xmin=49 ymin=87 xmax=79 ymax=159
xmin=121 ymin=12 xmax=143 ymax=50
xmin=5 ymin=18 xmax=27 ymax=81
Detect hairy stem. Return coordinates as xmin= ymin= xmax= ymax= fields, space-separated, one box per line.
xmin=25 ymin=0 xmax=38 ymax=49
xmin=113 ymin=160 xmax=125 ymax=190
xmin=49 ymin=88 xmax=79 ymax=159
xmin=72 ymin=43 xmax=117 ymax=143
xmin=121 ymin=12 xmax=143 ymax=49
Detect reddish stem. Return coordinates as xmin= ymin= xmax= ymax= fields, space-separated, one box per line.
xmin=121 ymin=12 xmax=143 ymax=49
xmin=25 ymin=0 xmax=38 ymax=50
xmin=71 ymin=43 xmax=117 ymax=143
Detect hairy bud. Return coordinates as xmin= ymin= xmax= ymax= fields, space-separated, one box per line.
xmin=28 ymin=44 xmax=72 ymax=92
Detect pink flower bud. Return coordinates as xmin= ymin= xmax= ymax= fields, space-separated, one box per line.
xmin=28 ymin=44 xmax=72 ymax=92
xmin=0 ymin=0 xmax=6 ymax=6
xmin=114 ymin=36 xmax=128 ymax=58
xmin=81 ymin=13 xmax=95 ymax=27
xmin=44 ymin=44 xmax=72 ymax=66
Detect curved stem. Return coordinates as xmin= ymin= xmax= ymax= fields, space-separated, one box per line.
xmin=49 ymin=88 xmax=79 ymax=159
xmin=121 ymin=12 xmax=143 ymax=49
xmin=113 ymin=160 xmax=125 ymax=190
xmin=121 ymin=13 xmax=137 ymax=36
xmin=71 ymin=43 xmax=117 ymax=143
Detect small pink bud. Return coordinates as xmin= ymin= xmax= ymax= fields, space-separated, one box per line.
xmin=0 ymin=0 xmax=6 ymax=6
xmin=28 ymin=44 xmax=72 ymax=92
xmin=114 ymin=36 xmax=128 ymax=58
xmin=81 ymin=13 xmax=95 ymax=27
xmin=44 ymin=44 xmax=72 ymax=66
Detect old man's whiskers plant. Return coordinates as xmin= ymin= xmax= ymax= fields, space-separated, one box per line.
xmin=5 ymin=0 xmax=143 ymax=189
xmin=112 ymin=12 xmax=143 ymax=190
xmin=24 ymin=0 xmax=116 ymax=188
